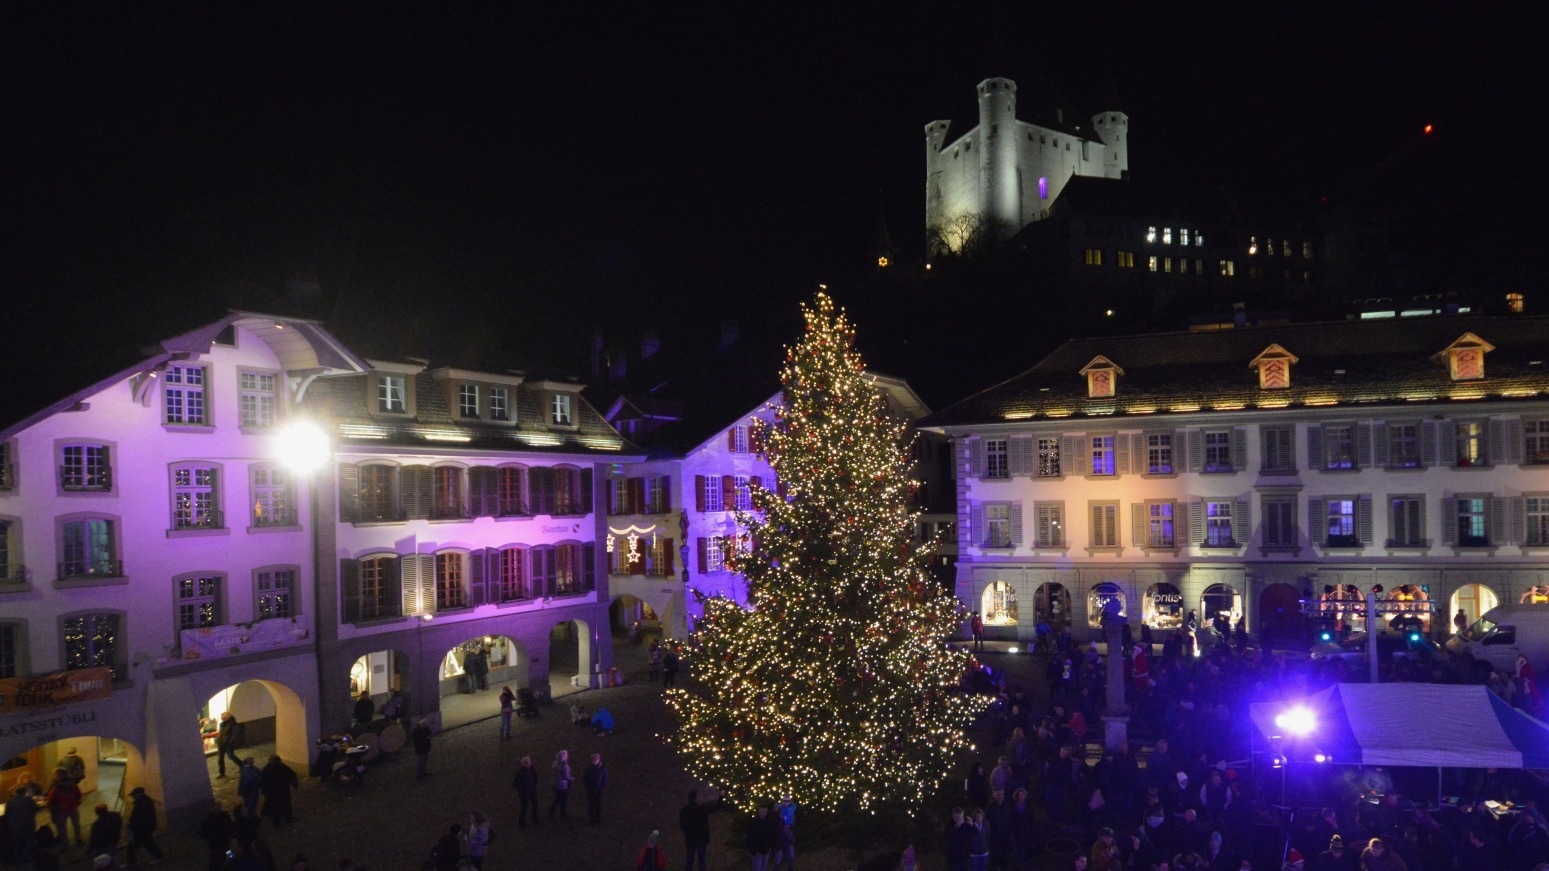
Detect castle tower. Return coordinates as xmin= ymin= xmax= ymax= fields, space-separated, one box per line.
xmin=977 ymin=77 xmax=1021 ymax=236
xmin=1091 ymin=74 xmax=1129 ymax=179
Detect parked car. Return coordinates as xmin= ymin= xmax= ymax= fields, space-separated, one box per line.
xmin=1444 ymin=604 xmax=1549 ymax=673
xmin=1310 ymin=631 xmax=1444 ymax=664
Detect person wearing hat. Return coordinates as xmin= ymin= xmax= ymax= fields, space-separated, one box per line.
xmin=1281 ymin=847 xmax=1304 ymax=870
xmin=1089 ymin=826 xmax=1120 ymax=871
xmin=126 ymin=786 xmax=165 ymax=865
xmin=636 ymin=829 xmax=667 ymax=870
xmin=1311 ymin=833 xmax=1357 ymax=871
xmin=87 ymin=802 xmax=123 ymax=868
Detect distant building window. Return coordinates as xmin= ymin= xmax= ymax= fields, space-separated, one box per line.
xmin=1456 ymin=421 xmax=1486 ymax=466
xmin=1205 ymin=501 xmax=1235 ymax=547
xmin=1147 ymin=256 xmax=1158 ymax=272
xmin=1204 ymin=430 xmax=1233 ymax=472
xmin=1146 ymin=433 xmax=1173 ymax=474
xmin=1324 ymin=499 xmax=1358 ymax=547
xmin=1116 ymin=251 xmax=1135 ymax=268
xmin=1162 ymin=227 xmax=1173 ymax=245
xmin=239 ymin=372 xmax=277 ymax=428
xmin=1323 ymin=425 xmax=1356 ymax=470
xmin=1146 ymin=502 xmax=1176 ymax=548
xmin=1084 ymin=249 xmax=1103 ymax=266
xmin=733 ymin=476 xmax=752 ymax=511
xmin=551 ymin=394 xmax=573 ymax=426
xmin=1387 ymin=423 xmax=1421 ymax=469
xmin=172 ymin=464 xmax=221 ymax=530
xmin=1302 ymin=241 xmax=1313 ymax=259
xmin=164 ymin=364 xmax=208 ymax=425
xmin=985 ymin=439 xmax=1009 ymax=479
xmin=703 ymin=475 xmax=724 ymax=512
xmin=1196 ymin=232 xmax=1205 ymax=247
xmin=1267 ymin=238 xmax=1276 ymax=256
xmin=1179 ymin=258 xmax=1190 ymax=275
xmin=1282 ymin=240 xmax=1292 ymax=257
xmin=175 ymin=573 xmax=222 ymax=631
xmin=1146 ymin=226 xmax=1156 ymax=244
xmin=1248 ymin=236 xmax=1259 ymax=255
xmin=1180 ymin=228 xmax=1190 ymax=246
xmin=489 ymin=387 xmax=509 ymax=421
xmin=1219 ymin=259 xmax=1236 ymax=276
xmin=1508 ymin=293 xmax=1525 ymax=314
xmin=1037 ymin=438 xmax=1061 ymax=478
xmin=458 ymin=384 xmax=480 ymax=418
xmin=256 ymin=567 xmax=295 ymax=620
xmin=377 ymin=375 xmax=407 ymax=414
xmin=1163 ymin=257 xmax=1173 ymax=273
xmin=1038 ymin=177 xmax=1048 ymax=199
xmin=1526 ymin=420 xmax=1549 ymax=465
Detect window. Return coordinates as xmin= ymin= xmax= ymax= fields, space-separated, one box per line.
xmin=1146 ymin=502 xmax=1176 ymax=548
xmin=733 ymin=476 xmax=752 ymax=512
xmin=1219 ymin=259 xmax=1235 ymax=277
xmin=1035 ymin=502 xmax=1064 ymax=547
xmin=164 ymin=364 xmax=208 ymax=425
xmin=377 ymin=375 xmax=407 ymax=414
xmin=1146 ymin=226 xmax=1156 ymax=243
xmin=175 ymin=573 xmax=222 ymax=631
xmin=354 ymin=556 xmax=399 ymax=621
xmin=239 ymin=372 xmax=277 ymax=428
xmin=1324 ymin=425 xmax=1356 ymax=470
xmin=703 ymin=475 xmax=724 ymax=512
xmin=171 ymin=464 xmax=221 ymax=530
xmin=984 ymin=504 xmax=1012 ymax=548
xmin=1162 ymin=227 xmax=1173 ymax=245
xmin=985 ymin=439 xmax=1009 ymax=479
xmin=1036 ymin=438 xmax=1061 ymax=478
xmin=647 ymin=476 xmax=669 ymax=514
xmin=497 ymin=547 xmax=529 ymax=601
xmin=357 ymin=464 xmax=398 ymax=521
xmin=249 ymin=465 xmax=294 ymax=527
xmin=1090 ymin=436 xmax=1116 ymax=476
xmin=1179 ymin=258 xmax=1190 ymax=275
xmin=1526 ymin=421 xmax=1549 ymax=465
xmin=1388 ymin=423 xmax=1421 ymax=469
xmin=551 ymin=466 xmax=587 ymax=515
xmin=0 ymin=623 xmax=17 ymax=678
xmin=1039 ymin=177 xmax=1048 ymax=198
xmin=255 ymin=567 xmax=295 ymax=620
xmin=1456 ymin=421 xmax=1486 ymax=466
xmin=60 ymin=444 xmax=112 ymax=491
xmin=1195 ymin=232 xmax=1205 ymax=247
xmin=1282 ymin=240 xmax=1291 ymax=257
xmin=1117 ymin=251 xmax=1135 ymax=268
xmin=496 ymin=466 xmax=526 ymax=515
xmin=1163 ymin=257 xmax=1173 ymax=273
xmin=553 ymin=542 xmax=590 ymax=594
xmin=1089 ymin=502 xmax=1119 ymax=548
xmin=1302 ymin=241 xmax=1313 ymax=259
xmin=551 ymin=394 xmax=573 ymax=425
xmin=458 ymin=384 xmax=480 ymax=419
xmin=1390 ymin=497 xmax=1425 ymax=547
xmin=705 ymin=535 xmax=727 ymax=572
xmin=436 ymin=552 xmax=467 ymax=610
xmin=0 ymin=442 xmax=12 ymax=491
xmin=1084 ymin=248 xmax=1103 ymax=266
xmin=1147 ymin=256 xmax=1158 ymax=272
xmin=1204 ymin=430 xmax=1233 ymax=472
xmin=489 ymin=386 xmax=509 ymax=422
xmin=1324 ymin=499 xmax=1358 ymax=547
xmin=1146 ymin=433 xmax=1173 ymax=474
xmin=0 ymin=518 xmax=18 ymax=584
xmin=432 ymin=466 xmax=465 ymax=519
xmin=729 ymin=425 xmax=750 ymax=453
xmin=62 ymin=612 xmax=122 ymax=680
xmin=1262 ymin=426 xmax=1295 ymax=472
xmin=60 ymin=517 xmax=119 ymax=578
xmin=1180 ymin=228 xmax=1190 ymax=246
xmin=1204 ymin=501 xmax=1235 ymax=547
xmin=1263 ymin=497 xmax=1296 ymax=547
xmin=1527 ymin=497 xmax=1549 ymax=547
xmin=1454 ymin=497 xmax=1490 ymax=547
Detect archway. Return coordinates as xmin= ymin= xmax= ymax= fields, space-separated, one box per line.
xmin=1141 ymin=583 xmax=1184 ymax=631
xmin=981 ymin=581 xmax=1018 ymax=627
xmin=1034 ymin=582 xmax=1071 ymax=629
xmin=548 ymin=619 xmax=593 ymax=696
xmin=200 ymin=679 xmax=309 ymax=785
xmin=1258 ymin=583 xmax=1307 ymax=649
xmin=1201 ymin=584 xmax=1243 ymax=636
xmin=609 ymin=594 xmax=660 ymax=642
xmin=1 ymin=736 xmax=148 ymax=847
xmin=1087 ymin=582 xmax=1127 ymax=629
xmin=1385 ymin=584 xmax=1431 ymax=634
xmin=1451 ymin=583 xmax=1499 ymax=633
xmin=438 ymin=636 xmax=527 ymax=697
xmin=349 ymin=649 xmax=409 ymax=706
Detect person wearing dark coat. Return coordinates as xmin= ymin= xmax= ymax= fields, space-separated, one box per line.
xmin=197 ymin=806 xmax=235 ymax=871
xmin=745 ymin=805 xmax=775 ymax=871
xmin=984 ymin=789 xmax=1014 ymax=871
xmin=943 ymin=807 xmax=974 ymax=871
xmin=231 ymin=803 xmax=259 ymax=852
xmin=582 ymin=753 xmax=609 ymax=823
xmin=125 ymin=786 xmax=166 ymax=864
xmin=258 ymin=756 xmax=299 ymax=826
xmin=87 ymin=802 xmax=124 ymax=867
xmin=512 ymin=755 xmax=540 ymax=827
xmin=352 ymin=692 xmax=375 ymax=725
xmin=431 ymin=823 xmax=463 ymax=871
xmin=678 ymin=789 xmax=719 ymax=871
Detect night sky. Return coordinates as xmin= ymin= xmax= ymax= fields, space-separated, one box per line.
xmin=2 ymin=4 xmax=1539 ymax=418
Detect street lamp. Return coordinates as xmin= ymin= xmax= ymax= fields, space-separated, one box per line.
xmin=276 ymin=420 xmax=331 ymax=474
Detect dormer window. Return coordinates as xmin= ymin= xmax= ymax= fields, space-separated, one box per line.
xmin=457 ymin=383 xmax=480 ymax=419
xmin=1079 ymin=356 xmax=1123 ymax=399
xmin=378 ymin=375 xmax=407 ymax=414
xmin=551 ymin=394 xmax=573 ymax=426
xmin=1250 ymin=344 xmax=1299 ymax=390
xmin=1439 ymin=332 xmax=1493 ymax=381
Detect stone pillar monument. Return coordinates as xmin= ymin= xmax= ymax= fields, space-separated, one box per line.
xmin=1099 ymin=598 xmax=1130 ymax=750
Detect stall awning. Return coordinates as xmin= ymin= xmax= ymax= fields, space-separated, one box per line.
xmin=1250 ymin=683 xmax=1549 ymax=769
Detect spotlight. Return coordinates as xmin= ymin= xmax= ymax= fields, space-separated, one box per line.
xmin=1007 ymin=646 xmax=1019 ymax=654
xmin=1320 ymin=631 xmax=1332 ymax=642
xmin=1314 ymin=753 xmax=1328 ymax=764
xmin=1408 ymin=632 xmax=1421 ymax=643
xmin=1274 ymin=707 xmax=1316 ymax=737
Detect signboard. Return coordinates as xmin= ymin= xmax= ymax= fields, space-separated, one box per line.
xmin=0 ymin=667 xmax=112 ymax=713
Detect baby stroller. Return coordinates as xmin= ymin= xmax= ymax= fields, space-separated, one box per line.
xmin=516 ymin=686 xmax=540 ymax=718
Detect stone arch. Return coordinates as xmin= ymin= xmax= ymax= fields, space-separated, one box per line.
xmin=1451 ymin=583 xmax=1500 ymax=632
xmin=1033 ymin=582 xmax=1072 ymax=629
xmin=438 ymin=635 xmax=530 ymax=696
xmin=1087 ymin=582 xmax=1127 ymax=629
xmin=1 ymin=736 xmax=151 ymax=818
xmin=1258 ymin=582 xmax=1306 ymax=649
xmin=201 ymin=678 xmax=310 ymax=784
xmin=548 ymin=618 xmax=593 ymax=693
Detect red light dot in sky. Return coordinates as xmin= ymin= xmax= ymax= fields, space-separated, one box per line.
xmin=1423 ymin=124 xmax=1434 ymax=135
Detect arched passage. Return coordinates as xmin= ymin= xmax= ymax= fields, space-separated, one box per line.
xmin=610 ymin=594 xmax=661 ymax=642
xmin=981 ymin=581 xmax=1019 ymax=627
xmin=1258 ymin=583 xmax=1307 ymax=649
xmin=548 ymin=619 xmax=593 ymax=696
xmin=1034 ymin=582 xmax=1071 ymax=629
xmin=1141 ymin=582 xmax=1184 ymax=631
xmin=438 ymin=635 xmax=528 ymax=697
xmin=200 ymin=679 xmax=309 ymax=785
xmin=1 ymin=736 xmax=148 ymax=838
xmin=1451 ymin=583 xmax=1499 ymax=633
xmin=1087 ymin=582 xmax=1127 ymax=628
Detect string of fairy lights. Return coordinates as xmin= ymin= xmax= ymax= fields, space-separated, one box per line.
xmin=664 ymin=293 xmax=986 ymax=813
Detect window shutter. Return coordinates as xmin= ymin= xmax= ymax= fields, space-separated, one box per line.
xmin=402 ymin=466 xmax=432 ymax=519
xmin=583 ymin=542 xmax=596 ymax=591
xmin=659 ymin=476 xmax=673 ymax=513
xmin=1089 ymin=504 xmax=1107 ymax=546
xmin=1438 ymin=422 xmax=1457 ymax=468
xmin=970 ymin=504 xmax=985 ymax=547
xmin=1172 ymin=500 xmax=1188 ymax=545
xmin=1009 ymin=437 xmax=1032 ymax=476
xmin=1421 ymin=421 xmax=1438 ymax=467
xmin=1233 ymin=496 xmax=1251 ymax=545
xmin=1357 ymin=495 xmax=1373 ymax=544
xmin=1009 ymin=502 xmax=1024 ymax=547
xmin=1309 ymin=499 xmax=1327 ymax=547
xmin=728 ymin=428 xmax=739 ymax=451
xmin=340 ymin=558 xmax=361 ymax=623
xmin=1187 ymin=431 xmax=1203 ymax=473
xmin=405 ymin=554 xmax=434 ymax=615
xmin=969 ymin=437 xmax=985 ymax=478
xmin=468 ymin=548 xmax=487 ymax=605
xmin=1441 ymin=497 xmax=1458 ymax=546
xmin=338 ymin=463 xmax=360 ymax=522
xmin=721 ymin=475 xmax=735 ymax=508
xmin=1114 ymin=435 xmax=1130 ymax=475
xmin=1173 ymin=431 xmax=1187 ymax=471
xmin=1373 ymin=423 xmax=1390 ymax=467
xmin=1062 ymin=436 xmax=1080 ymax=473
xmin=1511 ymin=497 xmax=1527 ymax=545
xmin=1507 ymin=420 xmax=1525 ymax=465
xmin=749 ymin=425 xmax=764 ymax=455
xmin=1130 ymin=503 xmax=1146 ymax=548
xmin=1491 ymin=497 xmax=1508 ymax=545
xmin=533 ymin=548 xmax=553 ymax=598
xmin=1231 ymin=427 xmax=1247 ymax=472
xmin=1356 ymin=424 xmax=1372 ymax=469
xmin=1488 ymin=419 xmax=1505 ymax=467
xmin=662 ymin=538 xmax=675 ymax=577
xmin=1189 ymin=501 xmax=1206 ymax=545
xmin=580 ymin=468 xmax=593 ymax=513
xmin=695 ymin=476 xmax=706 ymax=512
xmin=1306 ymin=425 xmax=1325 ymax=470
xmin=625 ymin=477 xmax=639 ymax=514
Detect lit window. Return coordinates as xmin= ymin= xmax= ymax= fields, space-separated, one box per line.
xmin=1196 ymin=232 xmax=1205 ymax=247
xmin=1179 ymin=258 xmax=1190 ymax=275
xmin=1248 ymin=236 xmax=1258 ymax=255
xmin=60 ymin=444 xmax=112 ymax=491
xmin=551 ymin=394 xmax=573 ymax=425
xmin=1282 ymin=240 xmax=1291 ymax=257
xmin=1324 ymin=499 xmax=1358 ymax=547
xmin=1508 ymin=293 xmax=1525 ymax=313
xmin=250 ymin=465 xmax=294 ymax=527
xmin=1267 ymin=238 xmax=1276 ymax=256
xmin=1090 ymin=436 xmax=1116 ymax=476
xmin=176 ymin=573 xmax=222 ymax=631
xmin=62 ymin=613 xmax=122 ymax=680
xmin=1147 ymin=256 xmax=1158 ymax=272
xmin=733 ymin=476 xmax=752 ymax=511
xmin=1204 ymin=501 xmax=1235 ymax=547
xmin=433 ymin=466 xmax=465 ymax=518
xmin=1163 ymin=257 xmax=1173 ymax=273
xmin=172 ymin=464 xmax=221 ymax=530
xmin=1116 ymin=251 xmax=1135 ymax=268
xmin=1302 ymin=241 xmax=1313 ymax=259
xmin=1039 ymin=177 xmax=1048 ymax=199
xmin=1180 ymin=228 xmax=1190 ymax=246
xmin=1162 ymin=227 xmax=1173 ymax=245
xmin=1146 ymin=433 xmax=1173 ymax=474
xmin=1454 ymin=497 xmax=1489 ymax=547
xmin=1146 ymin=502 xmax=1175 ymax=548
xmin=61 ymin=518 xmax=118 ymax=578
xmin=377 ymin=375 xmax=407 ymax=413
xmin=436 ymin=552 xmax=467 ymax=610
xmin=984 ymin=439 xmax=1009 ymax=479
xmin=1456 ymin=421 xmax=1486 ymax=466
xmin=490 ymin=387 xmax=509 ymax=422
xmin=1146 ymin=226 xmax=1156 ymax=243
xmin=239 ymin=372 xmax=277 ymax=428
xmin=458 ymin=384 xmax=480 ymax=418
xmin=1204 ymin=430 xmax=1233 ymax=472
xmin=1084 ymin=248 xmax=1103 ymax=266
xmin=1036 ymin=438 xmax=1061 ymax=478
xmin=255 ymin=567 xmax=295 ymax=620
xmin=164 ymin=365 xmax=208 ymax=425
xmin=1219 ymin=259 xmax=1236 ymax=276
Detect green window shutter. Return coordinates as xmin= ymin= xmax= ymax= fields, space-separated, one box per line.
xmin=340 ymin=558 xmax=361 ymax=623
xmin=338 ymin=463 xmax=360 ymax=522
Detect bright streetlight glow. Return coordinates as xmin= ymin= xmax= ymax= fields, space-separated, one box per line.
xmin=1274 ymin=707 xmax=1316 ymax=737
xmin=276 ymin=420 xmax=331 ymax=473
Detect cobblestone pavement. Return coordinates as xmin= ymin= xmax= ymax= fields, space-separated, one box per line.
xmin=35 ymin=640 xmax=1038 ymax=871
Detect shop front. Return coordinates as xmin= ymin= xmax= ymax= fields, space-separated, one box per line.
xmin=1141 ymin=583 xmax=1185 ymax=631
xmin=1086 ymin=582 xmax=1127 ymax=629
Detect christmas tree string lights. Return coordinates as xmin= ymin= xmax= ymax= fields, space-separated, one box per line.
xmin=664 ymin=292 xmax=985 ymax=813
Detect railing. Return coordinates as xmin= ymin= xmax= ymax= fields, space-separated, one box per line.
xmin=58 ymin=560 xmax=123 ymax=580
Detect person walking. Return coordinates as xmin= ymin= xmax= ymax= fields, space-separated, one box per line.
xmin=498 ymin=687 xmax=516 ymax=740
xmin=648 ymin=641 xmax=663 ymax=682
xmin=971 ymin=612 xmax=986 ymax=651
xmin=87 ymin=802 xmax=124 ymax=869
xmin=548 ymin=750 xmax=573 ymax=820
xmin=412 ymin=718 xmax=435 ymax=779
xmin=663 ymin=646 xmax=681 ymax=688
xmin=216 ymin=711 xmax=243 ymax=777
xmin=583 ymin=753 xmax=609 ymax=823
xmin=464 ymin=810 xmax=492 ymax=870
xmin=513 ymin=756 xmax=540 ymax=828
xmin=197 ymin=805 xmax=234 ymax=871
xmin=124 ymin=786 xmax=166 ymax=865
xmin=258 ymin=756 xmax=298 ymax=826
xmin=237 ymin=757 xmax=262 ymax=818
xmin=45 ymin=767 xmax=85 ymax=847
xmin=679 ymin=789 xmax=719 ymax=871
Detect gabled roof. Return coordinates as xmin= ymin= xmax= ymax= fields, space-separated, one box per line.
xmin=923 ymin=315 xmax=1549 ymax=428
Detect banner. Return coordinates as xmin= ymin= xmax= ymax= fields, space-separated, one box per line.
xmin=0 ymin=667 xmax=112 ymax=712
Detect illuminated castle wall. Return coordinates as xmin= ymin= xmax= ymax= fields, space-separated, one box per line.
xmin=925 ymin=77 xmax=1128 ymax=252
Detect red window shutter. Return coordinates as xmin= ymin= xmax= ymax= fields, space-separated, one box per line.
xmin=662 ymin=538 xmax=674 ymax=576
xmin=728 ymin=428 xmax=738 ymax=451
xmin=749 ymin=425 xmax=763 ymax=454
xmin=750 ymin=475 xmax=762 ymax=498
xmin=722 ymin=475 xmax=735 ymax=507
xmin=695 ymin=475 xmax=706 ymax=512
xmin=628 ymin=477 xmax=644 ymax=514
xmin=659 ymin=476 xmax=672 ymax=513
xmin=697 ymin=537 xmax=707 ymax=573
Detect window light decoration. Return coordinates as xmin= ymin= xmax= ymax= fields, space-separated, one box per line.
xmin=1437 ymin=332 xmax=1493 ymax=381
xmin=1250 ymin=344 xmax=1299 ymax=390
xmin=1078 ymin=355 xmax=1123 ymax=399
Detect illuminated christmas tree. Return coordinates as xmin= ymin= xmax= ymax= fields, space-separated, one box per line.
xmin=665 ymin=292 xmax=984 ymax=813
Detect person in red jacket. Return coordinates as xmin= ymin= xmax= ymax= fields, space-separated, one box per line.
xmin=46 ymin=768 xmax=84 ymax=847
xmin=636 ymin=829 xmax=667 ymax=870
